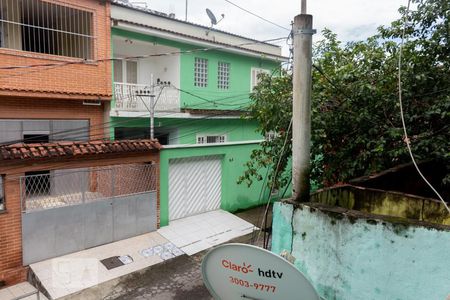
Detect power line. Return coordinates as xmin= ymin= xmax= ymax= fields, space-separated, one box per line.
xmin=0 ymin=90 xmax=251 ymax=146
xmin=397 ymin=0 xmax=450 ymax=212
xmin=254 ymin=118 xmax=293 ymax=248
xmin=223 ymin=0 xmax=290 ymax=31
xmin=0 ymin=107 xmax=249 ymax=178
xmin=0 ymin=36 xmax=287 ymax=71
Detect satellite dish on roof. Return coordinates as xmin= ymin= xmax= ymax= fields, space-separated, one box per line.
xmin=206 ymin=8 xmax=217 ymax=25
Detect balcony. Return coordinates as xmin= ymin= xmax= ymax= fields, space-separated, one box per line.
xmin=114 ymin=83 xmax=180 ymax=113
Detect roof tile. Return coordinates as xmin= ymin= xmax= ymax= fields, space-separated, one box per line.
xmin=0 ymin=139 xmax=160 ymax=162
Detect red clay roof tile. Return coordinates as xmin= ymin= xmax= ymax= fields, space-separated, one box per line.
xmin=0 ymin=139 xmax=161 ymax=161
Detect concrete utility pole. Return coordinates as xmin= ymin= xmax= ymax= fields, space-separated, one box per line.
xmin=149 ymin=75 xmax=155 ymax=140
xmin=292 ymin=2 xmax=315 ymax=202
xmin=135 ymin=75 xmax=156 ymax=140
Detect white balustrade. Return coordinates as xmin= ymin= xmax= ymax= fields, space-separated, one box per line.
xmin=114 ymin=83 xmax=180 ymax=112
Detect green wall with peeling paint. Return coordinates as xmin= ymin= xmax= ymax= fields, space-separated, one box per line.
xmin=272 ymin=200 xmax=450 ymax=300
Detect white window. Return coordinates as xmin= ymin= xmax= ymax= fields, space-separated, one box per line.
xmin=196 ymin=134 xmax=227 ymax=144
xmin=0 ymin=0 xmax=94 ymax=59
xmin=194 ymin=57 xmax=208 ymax=87
xmin=218 ymin=62 xmax=230 ymax=89
xmin=251 ymin=68 xmax=270 ymax=90
xmin=0 ymin=175 xmax=4 ymax=211
xmin=113 ymin=59 xmax=138 ymax=84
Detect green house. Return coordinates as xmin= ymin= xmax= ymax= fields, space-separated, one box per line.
xmin=110 ymin=1 xmax=286 ymax=225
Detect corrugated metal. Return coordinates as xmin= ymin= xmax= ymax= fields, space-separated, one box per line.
xmin=169 ymin=155 xmax=222 ymax=220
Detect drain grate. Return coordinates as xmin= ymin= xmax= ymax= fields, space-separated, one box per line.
xmin=100 ymin=256 xmax=124 ymax=270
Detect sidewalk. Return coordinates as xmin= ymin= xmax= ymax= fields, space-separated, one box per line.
xmin=28 ymin=209 xmax=257 ymax=299
xmin=0 ymin=282 xmax=48 ymax=300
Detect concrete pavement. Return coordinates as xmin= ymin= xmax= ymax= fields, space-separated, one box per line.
xmin=101 ymin=205 xmax=271 ymax=300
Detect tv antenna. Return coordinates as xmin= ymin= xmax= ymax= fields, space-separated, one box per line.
xmin=205 ymin=8 xmax=224 ymax=35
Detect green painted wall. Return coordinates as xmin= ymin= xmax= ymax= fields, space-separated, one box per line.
xmin=272 ymin=201 xmax=450 ymax=300
xmin=111 ymin=28 xmax=280 ymax=110
xmin=159 ymin=142 xmax=272 ymax=226
xmin=110 ymin=117 xmax=262 ymax=144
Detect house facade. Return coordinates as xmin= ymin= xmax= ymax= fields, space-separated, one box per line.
xmin=110 ymin=1 xmax=285 ymax=223
xmin=110 ymin=1 xmax=283 ymax=144
xmin=0 ymin=0 xmax=112 ymax=146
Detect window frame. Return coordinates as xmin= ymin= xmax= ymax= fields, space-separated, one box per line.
xmin=250 ymin=67 xmax=270 ymax=91
xmin=194 ymin=57 xmax=208 ymax=88
xmin=0 ymin=0 xmax=95 ymax=60
xmin=196 ymin=134 xmax=227 ymax=144
xmin=113 ymin=58 xmax=139 ymax=84
xmin=217 ymin=61 xmax=230 ymax=89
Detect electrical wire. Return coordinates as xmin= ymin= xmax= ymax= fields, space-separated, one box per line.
xmin=0 ymin=106 xmax=249 ymax=179
xmin=0 ymin=89 xmax=252 ymax=146
xmin=255 ymin=118 xmax=293 ymax=248
xmin=397 ymin=0 xmax=450 ymax=212
xmin=223 ymin=0 xmax=290 ymax=31
xmin=0 ymin=36 xmax=287 ymax=71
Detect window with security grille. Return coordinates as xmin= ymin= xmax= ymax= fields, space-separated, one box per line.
xmin=197 ymin=134 xmax=226 ymax=144
xmin=0 ymin=175 xmax=4 ymax=211
xmin=194 ymin=57 xmax=208 ymax=87
xmin=0 ymin=0 xmax=94 ymax=59
xmin=217 ymin=62 xmax=230 ymax=89
xmin=25 ymin=170 xmax=51 ymax=196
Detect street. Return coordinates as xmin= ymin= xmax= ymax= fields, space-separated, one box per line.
xmin=103 ymin=206 xmax=271 ymax=300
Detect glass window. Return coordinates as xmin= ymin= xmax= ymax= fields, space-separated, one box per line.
xmin=197 ymin=134 xmax=227 ymax=144
xmin=114 ymin=60 xmax=123 ymax=83
xmin=126 ymin=60 xmax=138 ymax=84
xmin=194 ymin=57 xmax=208 ymax=87
xmin=218 ymin=62 xmax=230 ymax=89
xmin=251 ymin=68 xmax=270 ymax=90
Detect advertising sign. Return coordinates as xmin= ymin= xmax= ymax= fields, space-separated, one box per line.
xmin=202 ymin=243 xmax=320 ymax=300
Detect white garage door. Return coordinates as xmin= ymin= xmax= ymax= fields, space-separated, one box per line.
xmin=169 ymin=155 xmax=222 ymax=220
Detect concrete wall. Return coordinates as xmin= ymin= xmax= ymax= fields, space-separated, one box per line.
xmin=272 ymin=201 xmax=450 ymax=300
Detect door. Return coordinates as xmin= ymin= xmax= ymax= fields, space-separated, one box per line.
xmin=169 ymin=155 xmax=222 ymax=220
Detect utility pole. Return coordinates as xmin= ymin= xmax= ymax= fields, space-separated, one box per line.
xmin=292 ymin=1 xmax=315 ymax=202
xmin=136 ymin=75 xmax=155 ymax=140
xmin=185 ymin=0 xmax=188 ymax=21
xmin=149 ymin=75 xmax=155 ymax=140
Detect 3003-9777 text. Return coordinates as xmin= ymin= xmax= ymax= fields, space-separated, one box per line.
xmin=229 ymin=276 xmax=276 ymax=293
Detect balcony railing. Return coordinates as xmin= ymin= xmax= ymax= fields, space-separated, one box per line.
xmin=114 ymin=83 xmax=180 ymax=112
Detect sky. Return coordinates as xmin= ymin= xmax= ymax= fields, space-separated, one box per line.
xmin=135 ymin=0 xmax=407 ymax=56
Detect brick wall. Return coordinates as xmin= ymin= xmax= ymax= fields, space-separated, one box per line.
xmin=0 ymin=97 xmax=107 ymax=141
xmin=0 ymin=0 xmax=112 ymax=100
xmin=0 ymin=152 xmax=160 ymax=287
xmin=0 ymin=173 xmax=28 ymax=286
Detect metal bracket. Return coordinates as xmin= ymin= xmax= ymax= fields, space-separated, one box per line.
xmin=295 ymin=29 xmax=317 ymax=35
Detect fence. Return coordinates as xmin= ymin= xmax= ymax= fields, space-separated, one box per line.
xmin=20 ymin=163 xmax=158 ymax=212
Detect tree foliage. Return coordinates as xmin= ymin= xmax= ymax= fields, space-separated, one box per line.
xmin=239 ymin=0 xmax=450 ymax=190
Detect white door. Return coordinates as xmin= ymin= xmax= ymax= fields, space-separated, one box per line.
xmin=169 ymin=155 xmax=222 ymax=220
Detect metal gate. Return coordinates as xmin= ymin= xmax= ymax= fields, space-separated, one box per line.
xmin=20 ymin=164 xmax=158 ymax=265
xmin=168 ymin=155 xmax=222 ymax=220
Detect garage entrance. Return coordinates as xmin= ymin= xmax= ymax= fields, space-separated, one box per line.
xmin=168 ymin=155 xmax=222 ymax=220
